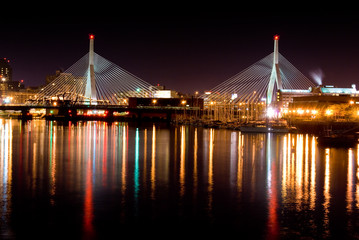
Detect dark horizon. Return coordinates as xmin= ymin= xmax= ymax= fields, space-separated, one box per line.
xmin=2 ymin=12 xmax=359 ymax=94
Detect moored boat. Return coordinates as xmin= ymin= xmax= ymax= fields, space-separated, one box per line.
xmin=240 ymin=124 xmax=289 ymax=133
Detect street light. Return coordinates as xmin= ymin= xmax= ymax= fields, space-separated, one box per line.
xmin=325 ymin=109 xmax=333 ymax=116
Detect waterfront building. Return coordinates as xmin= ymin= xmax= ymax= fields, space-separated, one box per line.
xmin=283 ymin=84 xmax=359 ymax=121
xmin=2 ymin=89 xmax=36 ymax=104
xmin=0 ymin=58 xmax=28 ymax=104
xmin=46 ymin=70 xmax=62 ymax=84
xmin=0 ymin=58 xmax=12 ymax=82
xmin=277 ymin=88 xmax=312 ymax=108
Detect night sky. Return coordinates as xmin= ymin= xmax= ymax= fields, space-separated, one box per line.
xmin=2 ymin=9 xmax=359 ymax=94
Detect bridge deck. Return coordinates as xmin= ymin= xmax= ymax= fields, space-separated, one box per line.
xmin=0 ymin=104 xmax=201 ymax=121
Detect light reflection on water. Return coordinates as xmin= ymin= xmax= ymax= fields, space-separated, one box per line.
xmin=1 ymin=119 xmax=359 ymax=238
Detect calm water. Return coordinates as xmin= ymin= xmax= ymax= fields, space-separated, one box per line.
xmin=1 ymin=119 xmax=359 ymax=239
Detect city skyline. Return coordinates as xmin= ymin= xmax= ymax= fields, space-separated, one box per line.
xmin=3 ymin=9 xmax=359 ymax=239
xmin=2 ymin=12 xmax=359 ymax=94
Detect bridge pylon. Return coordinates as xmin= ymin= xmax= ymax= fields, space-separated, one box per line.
xmin=34 ymin=34 xmax=155 ymax=105
xmin=266 ymin=35 xmax=283 ymax=105
xmin=84 ymin=34 xmax=97 ymax=104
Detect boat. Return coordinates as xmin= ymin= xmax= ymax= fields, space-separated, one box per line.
xmin=203 ymin=120 xmax=223 ymax=129
xmin=240 ymin=123 xmax=289 ymax=133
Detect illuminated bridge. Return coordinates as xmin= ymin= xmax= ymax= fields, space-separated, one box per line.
xmin=201 ymin=35 xmax=316 ymax=106
xmin=2 ymin=34 xmax=317 ymax=122
xmin=34 ymin=35 xmax=155 ymax=105
xmin=33 ymin=34 xmax=315 ymax=108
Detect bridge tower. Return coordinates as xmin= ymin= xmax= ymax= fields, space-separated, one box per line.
xmin=85 ymin=34 xmax=97 ymax=104
xmin=266 ymin=35 xmax=283 ymax=105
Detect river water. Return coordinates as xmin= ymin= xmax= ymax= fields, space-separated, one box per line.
xmin=1 ymin=119 xmax=359 ymax=239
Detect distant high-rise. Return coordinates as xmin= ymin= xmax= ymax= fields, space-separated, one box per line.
xmin=0 ymin=58 xmax=12 ymax=82
xmin=46 ymin=70 xmax=62 ymax=84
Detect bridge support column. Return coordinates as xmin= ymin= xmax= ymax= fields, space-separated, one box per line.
xmin=20 ymin=109 xmax=31 ymax=120
xmin=136 ymin=112 xmax=142 ymax=121
xmin=166 ymin=112 xmax=172 ymax=122
xmin=67 ymin=108 xmax=77 ymax=118
xmin=105 ymin=109 xmax=114 ymax=121
xmin=85 ymin=34 xmax=97 ymax=103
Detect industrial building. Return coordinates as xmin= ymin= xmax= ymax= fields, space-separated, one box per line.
xmin=277 ymin=84 xmax=359 ymax=108
xmin=281 ymin=84 xmax=359 ymax=121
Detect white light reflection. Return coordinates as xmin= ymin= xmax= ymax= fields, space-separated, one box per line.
xmin=282 ymin=135 xmax=287 ymax=199
xmin=347 ymin=148 xmax=354 ymax=213
xmin=0 ymin=120 xmax=12 ymax=233
xmin=310 ymin=136 xmax=316 ymax=210
xmin=323 ymin=148 xmax=331 ymax=237
xmin=267 ymin=133 xmax=272 ymax=188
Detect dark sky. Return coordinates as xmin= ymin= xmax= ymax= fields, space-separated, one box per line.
xmin=2 ymin=9 xmax=359 ymax=94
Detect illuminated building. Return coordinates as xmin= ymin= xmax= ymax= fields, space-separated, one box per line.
xmin=0 ymin=58 xmax=12 ymax=82
xmin=0 ymin=58 xmax=27 ymax=104
xmin=278 ymin=84 xmax=359 ymax=109
xmin=3 ymin=90 xmax=35 ymax=104
xmin=314 ymin=84 xmax=359 ymax=95
xmin=154 ymin=90 xmax=178 ymax=98
xmin=0 ymin=57 xmax=25 ymax=91
xmin=283 ymin=85 xmax=359 ymax=121
xmin=290 ymin=95 xmax=359 ymax=109
xmin=277 ymin=88 xmax=312 ymax=108
xmin=46 ymin=70 xmax=62 ymax=84
xmin=149 ymin=84 xmax=179 ymax=98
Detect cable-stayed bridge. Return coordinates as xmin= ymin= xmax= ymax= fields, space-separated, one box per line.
xmin=3 ymin=34 xmax=317 ymax=121
xmin=33 ymin=34 xmax=315 ymax=107
xmin=34 ymin=34 xmax=315 ymax=107
xmin=201 ymin=35 xmax=315 ymax=106
xmin=201 ymin=52 xmax=316 ymax=104
xmin=34 ymin=35 xmax=154 ymax=105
